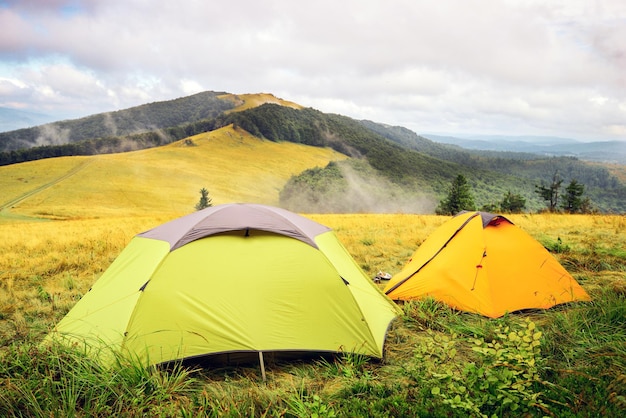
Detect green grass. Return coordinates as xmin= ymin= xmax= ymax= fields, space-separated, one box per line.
xmin=2 ymin=288 xmax=624 ymax=416
xmin=0 ymin=343 xmax=198 ymax=416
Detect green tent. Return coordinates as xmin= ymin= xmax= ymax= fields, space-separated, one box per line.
xmin=47 ymin=203 xmax=399 ymax=367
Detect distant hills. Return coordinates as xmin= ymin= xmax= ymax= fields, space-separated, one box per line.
xmin=1 ymin=91 xmax=625 ymax=214
xmin=0 ymin=107 xmax=60 ymax=133
xmin=424 ymin=134 xmax=626 ymax=165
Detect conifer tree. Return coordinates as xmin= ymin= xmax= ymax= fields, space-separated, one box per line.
xmin=195 ymin=188 xmax=213 ymax=211
xmin=436 ymin=174 xmax=476 ymax=215
xmin=500 ymin=191 xmax=526 ymax=213
xmin=561 ymin=179 xmax=587 ymax=213
xmin=535 ymin=171 xmax=563 ymax=212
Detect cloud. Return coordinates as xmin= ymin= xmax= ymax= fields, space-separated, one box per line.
xmin=0 ymin=0 xmax=625 ymax=140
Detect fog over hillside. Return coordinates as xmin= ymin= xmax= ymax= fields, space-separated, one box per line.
xmin=281 ymin=160 xmax=437 ymax=214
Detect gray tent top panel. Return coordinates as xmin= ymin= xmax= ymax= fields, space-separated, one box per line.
xmin=456 ymin=211 xmax=513 ymax=228
xmin=137 ymin=203 xmax=331 ymax=250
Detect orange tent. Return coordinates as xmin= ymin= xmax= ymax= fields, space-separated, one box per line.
xmin=384 ymin=211 xmax=591 ymax=318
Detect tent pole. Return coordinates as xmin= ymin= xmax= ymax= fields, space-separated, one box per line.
xmin=258 ymin=351 xmax=267 ymax=382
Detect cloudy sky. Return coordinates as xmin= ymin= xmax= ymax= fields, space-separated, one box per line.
xmin=1 ymin=0 xmax=625 ymax=141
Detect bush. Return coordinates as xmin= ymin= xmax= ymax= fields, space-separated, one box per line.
xmin=410 ymin=320 xmax=550 ymax=417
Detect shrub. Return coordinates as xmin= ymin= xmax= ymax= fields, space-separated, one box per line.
xmin=410 ymin=319 xmax=550 ymax=417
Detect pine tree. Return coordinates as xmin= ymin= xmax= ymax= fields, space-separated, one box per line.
xmin=500 ymin=191 xmax=526 ymax=213
xmin=195 ymin=188 xmax=213 ymax=211
xmin=436 ymin=174 xmax=476 ymax=215
xmin=535 ymin=171 xmax=563 ymax=212
xmin=561 ymin=179 xmax=586 ymax=213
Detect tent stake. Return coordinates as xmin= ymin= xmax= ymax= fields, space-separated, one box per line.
xmin=258 ymin=351 xmax=267 ymax=382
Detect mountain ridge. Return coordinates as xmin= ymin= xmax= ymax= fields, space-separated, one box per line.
xmin=1 ymin=91 xmax=624 ymax=213
xmin=423 ymin=133 xmax=626 ymax=164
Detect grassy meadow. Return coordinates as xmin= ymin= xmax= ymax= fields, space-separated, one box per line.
xmin=0 ymin=124 xmax=346 ymax=220
xmin=1 ymin=134 xmax=625 ymax=416
xmin=1 ymin=212 xmax=625 ymax=416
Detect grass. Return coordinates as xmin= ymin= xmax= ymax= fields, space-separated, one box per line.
xmin=219 ymin=92 xmax=304 ymax=113
xmin=0 ymin=125 xmax=346 ymax=221
xmin=0 ymin=213 xmax=625 ymax=416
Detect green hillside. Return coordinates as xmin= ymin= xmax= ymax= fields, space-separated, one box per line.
xmin=0 ymin=125 xmax=346 ymax=221
xmin=356 ymin=119 xmax=626 ymax=212
xmin=1 ymin=91 xmax=624 ymax=213
xmin=0 ymin=91 xmax=233 ymax=153
xmin=216 ymin=104 xmax=625 ymax=213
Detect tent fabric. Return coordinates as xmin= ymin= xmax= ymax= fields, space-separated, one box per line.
xmin=138 ymin=203 xmax=331 ymax=250
xmin=47 ymin=203 xmax=399 ymax=366
xmin=384 ymin=211 xmax=591 ymax=318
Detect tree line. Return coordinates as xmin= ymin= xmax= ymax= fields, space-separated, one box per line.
xmin=436 ymin=172 xmax=593 ymax=215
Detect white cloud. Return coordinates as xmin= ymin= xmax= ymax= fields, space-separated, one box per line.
xmin=0 ymin=0 xmax=624 ymax=140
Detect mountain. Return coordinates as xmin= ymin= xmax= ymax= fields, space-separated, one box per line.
xmin=0 ymin=91 xmax=236 ymax=153
xmin=1 ymin=91 xmax=624 ymax=214
xmin=423 ymin=134 xmax=626 ymax=164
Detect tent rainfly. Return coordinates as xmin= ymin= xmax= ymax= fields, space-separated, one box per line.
xmin=384 ymin=211 xmax=591 ymax=318
xmin=46 ymin=203 xmax=400 ymax=368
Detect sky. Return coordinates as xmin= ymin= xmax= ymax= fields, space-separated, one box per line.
xmin=0 ymin=0 xmax=625 ymax=141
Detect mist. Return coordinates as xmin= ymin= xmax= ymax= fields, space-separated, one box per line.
xmin=281 ymin=160 xmax=437 ymax=214
xmin=35 ymin=124 xmax=71 ymax=147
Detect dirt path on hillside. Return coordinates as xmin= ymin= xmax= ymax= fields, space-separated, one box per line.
xmin=0 ymin=159 xmax=92 ymax=221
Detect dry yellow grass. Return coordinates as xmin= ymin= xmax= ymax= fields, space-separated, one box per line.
xmin=0 ymin=125 xmax=346 ymax=221
xmin=0 ymin=157 xmax=89 ymax=211
xmin=507 ymin=212 xmax=626 ymax=247
xmin=219 ymin=92 xmax=303 ymax=113
xmin=0 ymin=216 xmax=166 ymax=340
xmin=2 ymin=213 xmax=622 ymax=341
xmin=307 ymin=214 xmax=449 ymax=275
